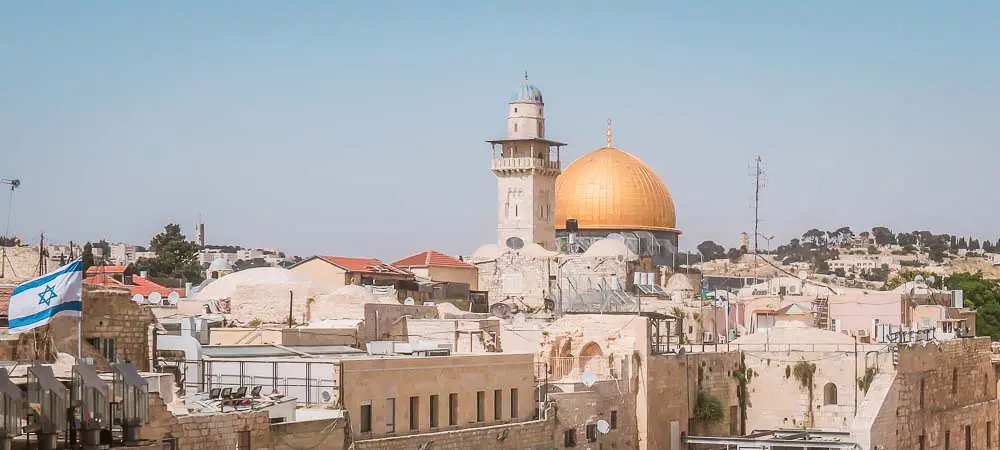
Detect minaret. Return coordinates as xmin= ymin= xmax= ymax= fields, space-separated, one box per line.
xmin=487 ymin=74 xmax=565 ymax=251
xmin=196 ymin=215 xmax=206 ymax=247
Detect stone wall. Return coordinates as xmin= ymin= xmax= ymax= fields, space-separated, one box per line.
xmin=362 ymin=303 xmax=438 ymax=342
xmin=0 ymin=286 xmax=155 ymax=370
xmin=644 ymin=352 xmax=740 ymax=450
xmin=271 ymin=418 xmax=346 ymax=450
xmin=550 ymin=379 xmax=639 ymax=449
xmin=469 ymin=252 xmax=632 ymax=311
xmin=743 ymin=350 xmax=863 ymax=431
xmin=865 ymin=337 xmax=1000 ymax=450
xmin=352 ymin=412 xmax=555 ymax=450
xmin=141 ymin=393 xmax=271 ymax=450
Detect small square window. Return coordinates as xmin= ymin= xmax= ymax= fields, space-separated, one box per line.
xmin=586 ymin=423 xmax=598 ymax=442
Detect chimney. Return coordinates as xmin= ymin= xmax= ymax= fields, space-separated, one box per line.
xmin=139 ymin=270 xmax=149 ymax=279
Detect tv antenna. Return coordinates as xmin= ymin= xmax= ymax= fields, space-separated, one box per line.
xmin=0 ymin=178 xmax=21 ymax=279
xmin=749 ymin=156 xmax=765 ymax=280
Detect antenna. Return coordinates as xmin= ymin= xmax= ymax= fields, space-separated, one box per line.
xmin=749 ymin=155 xmax=765 ymax=254
xmin=0 ymin=178 xmax=21 ymax=279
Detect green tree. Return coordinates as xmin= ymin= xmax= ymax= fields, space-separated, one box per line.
xmin=233 ymin=258 xmax=270 ymax=271
xmin=81 ymin=242 xmax=95 ymax=273
xmin=958 ymin=237 xmax=968 ymax=249
xmin=944 ymin=272 xmax=1000 ymax=339
xmin=803 ymin=229 xmax=826 ymax=246
xmin=135 ymin=224 xmax=203 ymax=283
xmin=867 ymin=245 xmax=879 ymax=255
xmin=697 ymin=240 xmax=726 ymax=261
xmin=871 ymin=227 xmax=895 ymax=246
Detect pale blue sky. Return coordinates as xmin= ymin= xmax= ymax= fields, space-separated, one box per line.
xmin=2 ymin=1 xmax=999 ymax=258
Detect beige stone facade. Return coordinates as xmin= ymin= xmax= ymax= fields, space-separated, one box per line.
xmin=341 ymin=353 xmax=536 ymax=439
xmin=854 ymin=337 xmax=999 ymax=450
xmin=352 ymin=410 xmax=554 ymax=450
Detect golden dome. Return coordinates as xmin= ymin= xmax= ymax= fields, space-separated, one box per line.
xmin=555 ymin=129 xmax=678 ymax=233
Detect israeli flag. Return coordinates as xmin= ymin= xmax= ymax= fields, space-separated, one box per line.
xmin=8 ymin=259 xmax=84 ymax=333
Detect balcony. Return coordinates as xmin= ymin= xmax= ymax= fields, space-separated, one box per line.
xmin=490 ymin=157 xmax=560 ymax=172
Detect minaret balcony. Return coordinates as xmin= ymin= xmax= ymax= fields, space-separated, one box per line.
xmin=491 ymin=157 xmax=561 ymax=172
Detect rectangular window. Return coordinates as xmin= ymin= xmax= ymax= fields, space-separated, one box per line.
xmin=586 ymin=423 xmax=598 ymax=442
xmin=564 ymin=429 xmax=577 ymax=447
xmin=409 ymin=396 xmax=419 ymax=431
xmin=988 ymin=422 xmax=993 ymax=447
xmin=510 ymin=388 xmax=518 ymax=419
xmin=918 ymin=434 xmax=925 ymax=450
xmin=448 ymin=393 xmax=458 ymax=426
xmin=236 ymin=430 xmax=250 ymax=450
xmin=494 ymin=389 xmax=502 ymax=421
xmin=946 ymin=430 xmax=951 ymax=450
xmin=385 ymin=398 xmax=395 ymax=433
xmin=966 ymin=425 xmax=972 ymax=450
xmin=611 ymin=409 xmax=618 ymax=429
xmin=476 ymin=391 xmax=485 ymax=423
xmin=360 ymin=401 xmax=372 ymax=433
xmin=429 ymin=395 xmax=439 ymax=428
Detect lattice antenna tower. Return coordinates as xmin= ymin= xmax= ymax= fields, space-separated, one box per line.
xmin=749 ymin=155 xmax=766 ymax=254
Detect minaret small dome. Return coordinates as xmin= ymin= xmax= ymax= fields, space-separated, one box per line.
xmin=515 ymin=84 xmax=543 ymax=103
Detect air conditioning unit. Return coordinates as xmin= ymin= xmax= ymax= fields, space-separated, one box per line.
xmin=313 ymin=387 xmax=338 ymax=405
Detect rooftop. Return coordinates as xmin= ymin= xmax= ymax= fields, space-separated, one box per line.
xmin=200 ymin=344 xmax=364 ymax=359
xmin=392 ymin=250 xmax=475 ymax=269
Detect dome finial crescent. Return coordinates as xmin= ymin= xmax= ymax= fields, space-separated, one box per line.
xmin=606 ymin=118 xmax=613 ymax=148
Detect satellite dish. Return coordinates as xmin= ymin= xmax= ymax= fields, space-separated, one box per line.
xmin=403 ymin=297 xmax=415 ymax=305
xmin=543 ymin=299 xmax=555 ymax=311
xmin=505 ymin=236 xmax=524 ymax=251
xmin=828 ymin=275 xmax=838 ymax=285
xmin=797 ymin=271 xmax=808 ymax=281
xmin=581 ymin=371 xmax=597 ymax=387
xmin=596 ymin=419 xmax=611 ymax=434
xmin=914 ymin=274 xmax=925 ymax=283
xmin=148 ymin=292 xmax=162 ymax=304
xmin=131 ymin=294 xmax=144 ymax=304
xmin=489 ymin=303 xmax=511 ymax=319
xmin=927 ymin=276 xmax=936 ymax=286
xmin=167 ymin=292 xmax=180 ymax=305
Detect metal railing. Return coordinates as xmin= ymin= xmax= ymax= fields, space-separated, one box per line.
xmin=651 ymin=342 xmax=887 ymax=354
xmin=490 ymin=157 xmax=559 ymax=171
xmin=159 ymin=359 xmax=340 ymax=407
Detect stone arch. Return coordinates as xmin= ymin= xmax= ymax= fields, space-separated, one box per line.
xmin=578 ymin=341 xmax=605 ymax=374
xmin=548 ymin=336 xmax=573 ymax=381
xmin=823 ymin=382 xmax=838 ymax=405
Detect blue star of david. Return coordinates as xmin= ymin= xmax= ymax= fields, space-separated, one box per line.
xmin=38 ymin=285 xmax=58 ymax=306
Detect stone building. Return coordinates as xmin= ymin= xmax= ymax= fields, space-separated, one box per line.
xmin=852 ymin=337 xmax=1000 ymax=450
xmin=391 ymin=249 xmax=479 ymax=290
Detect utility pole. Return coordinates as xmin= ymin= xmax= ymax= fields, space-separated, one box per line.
xmin=38 ymin=231 xmax=45 ymax=276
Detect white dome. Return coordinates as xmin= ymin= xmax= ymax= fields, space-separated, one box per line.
xmin=196 ymin=267 xmax=326 ymax=324
xmin=471 ymin=244 xmax=503 ymax=259
xmin=665 ymin=274 xmax=695 ymax=291
xmin=208 ymin=258 xmax=232 ymax=271
xmin=583 ymin=238 xmax=638 ymax=260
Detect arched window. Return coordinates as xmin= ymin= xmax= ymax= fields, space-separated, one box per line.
xmin=823 ymin=383 xmax=838 ymax=405
xmin=514 ymin=123 xmax=518 ymax=132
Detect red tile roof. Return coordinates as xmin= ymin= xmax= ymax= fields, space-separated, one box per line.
xmin=316 ymin=256 xmax=411 ymax=276
xmin=85 ymin=265 xmax=128 ymax=276
xmin=83 ymin=273 xmax=183 ymax=298
xmin=393 ymin=250 xmax=475 ymax=269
